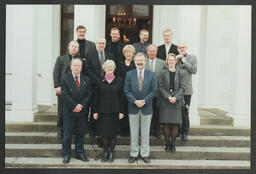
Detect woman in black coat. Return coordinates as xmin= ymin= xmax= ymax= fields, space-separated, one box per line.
xmin=93 ymin=59 xmax=124 ymax=163
xmin=118 ymin=44 xmax=136 ymax=137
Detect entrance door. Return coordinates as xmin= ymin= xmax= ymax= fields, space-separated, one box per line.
xmin=106 ymin=5 xmax=153 ymax=44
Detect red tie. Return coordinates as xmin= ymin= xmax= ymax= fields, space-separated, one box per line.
xmin=142 ymin=43 xmax=144 ymax=47
xmin=75 ymin=76 xmax=80 ymax=91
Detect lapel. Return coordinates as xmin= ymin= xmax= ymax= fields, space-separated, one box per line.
xmin=64 ymin=53 xmax=71 ymax=67
xmin=155 ymin=58 xmax=160 ymax=72
xmin=79 ymin=75 xmax=86 ymax=95
xmin=84 ymin=40 xmax=89 ymax=57
xmin=164 ymin=69 xmax=170 ymax=89
xmin=69 ymin=73 xmax=80 ymax=95
xmin=132 ymin=70 xmax=139 ymax=91
xmin=145 ymin=58 xmax=150 ymax=69
xmin=142 ymin=69 xmax=148 ymax=91
xmin=174 ymin=69 xmax=179 ymax=91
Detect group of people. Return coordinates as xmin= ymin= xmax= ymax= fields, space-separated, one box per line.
xmin=53 ymin=25 xmax=197 ymax=164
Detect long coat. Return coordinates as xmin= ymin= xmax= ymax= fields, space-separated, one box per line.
xmin=157 ymin=44 xmax=179 ymax=61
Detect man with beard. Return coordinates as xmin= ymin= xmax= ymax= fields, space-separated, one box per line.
xmin=133 ymin=29 xmax=150 ymax=54
xmin=53 ymin=40 xmax=80 ymax=139
xmin=76 ymin=25 xmax=96 ymax=75
xmin=124 ymin=52 xmax=157 ymax=164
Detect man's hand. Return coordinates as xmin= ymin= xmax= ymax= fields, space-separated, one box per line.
xmin=72 ymin=104 xmax=83 ymax=113
xmin=56 ymin=87 xmax=61 ymax=95
xmin=93 ymin=113 xmax=98 ymax=120
xmin=119 ymin=113 xmax=124 ymax=120
xmin=168 ymin=96 xmax=177 ymax=103
xmin=134 ymin=100 xmax=145 ymax=108
xmin=181 ymin=57 xmax=187 ymax=63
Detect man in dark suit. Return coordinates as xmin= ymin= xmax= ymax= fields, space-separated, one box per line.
xmin=76 ymin=25 xmax=96 ymax=75
xmin=124 ymin=52 xmax=157 ymax=164
xmin=176 ymin=42 xmax=197 ymax=141
xmin=133 ymin=29 xmax=150 ymax=54
xmin=105 ymin=27 xmax=125 ymax=75
xmin=156 ymin=29 xmax=179 ymax=61
xmin=61 ymin=58 xmax=92 ymax=164
xmin=145 ymin=44 xmax=166 ymax=138
xmin=86 ymin=37 xmax=113 ymax=137
xmin=53 ymin=40 xmax=80 ymax=139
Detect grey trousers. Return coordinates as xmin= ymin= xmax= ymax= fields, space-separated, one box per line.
xmin=129 ymin=111 xmax=152 ymax=157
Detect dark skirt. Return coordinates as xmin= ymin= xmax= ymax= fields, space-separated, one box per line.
xmin=96 ymin=113 xmax=120 ymax=137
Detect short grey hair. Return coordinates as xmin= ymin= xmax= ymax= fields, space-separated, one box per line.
xmin=70 ymin=57 xmax=83 ymax=65
xmin=134 ymin=52 xmax=147 ymax=61
xmin=96 ymin=37 xmax=106 ymax=43
xmin=103 ymin=59 xmax=116 ymax=70
xmin=177 ymin=41 xmax=187 ymax=47
xmin=146 ymin=44 xmax=158 ymax=51
xmin=163 ymin=29 xmax=173 ymax=36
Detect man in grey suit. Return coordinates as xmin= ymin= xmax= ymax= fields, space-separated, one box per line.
xmin=176 ymin=42 xmax=198 ymax=140
xmin=133 ymin=29 xmax=150 ymax=54
xmin=76 ymin=25 xmax=96 ymax=75
xmin=53 ymin=40 xmax=80 ymax=139
xmin=124 ymin=52 xmax=157 ymax=164
xmin=145 ymin=44 xmax=166 ymax=138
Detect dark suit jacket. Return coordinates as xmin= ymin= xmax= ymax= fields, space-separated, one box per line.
xmin=61 ymin=72 xmax=92 ymax=117
xmin=79 ymin=39 xmax=96 ymax=75
xmin=93 ymin=76 xmax=124 ymax=114
xmin=133 ymin=41 xmax=150 ymax=54
xmin=124 ymin=69 xmax=157 ymax=115
xmin=157 ymin=68 xmax=185 ymax=109
xmin=53 ymin=52 xmax=79 ymax=88
xmin=105 ymin=40 xmax=125 ymax=74
xmin=157 ymin=44 xmax=179 ymax=61
xmin=86 ymin=48 xmax=114 ymax=84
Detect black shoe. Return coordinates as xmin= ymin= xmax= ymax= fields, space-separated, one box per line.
xmin=63 ymin=156 xmax=70 ymax=164
xmin=128 ymin=156 xmax=136 ymax=163
xmin=165 ymin=142 xmax=170 ymax=152
xmin=58 ymin=127 xmax=63 ymax=139
xmin=76 ymin=154 xmax=89 ymax=162
xmin=101 ymin=152 xmax=108 ymax=163
xmin=141 ymin=157 xmax=150 ymax=163
xmin=153 ymin=131 xmax=161 ymax=138
xmin=108 ymin=152 xmax=114 ymax=163
xmin=181 ymin=134 xmax=188 ymax=141
xmin=170 ymin=141 xmax=176 ymax=152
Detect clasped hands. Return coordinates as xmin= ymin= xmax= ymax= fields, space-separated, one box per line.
xmin=177 ymin=54 xmax=186 ymax=63
xmin=134 ymin=100 xmax=145 ymax=108
xmin=93 ymin=113 xmax=124 ymax=120
xmin=72 ymin=104 xmax=83 ymax=113
xmin=168 ymin=96 xmax=177 ymax=104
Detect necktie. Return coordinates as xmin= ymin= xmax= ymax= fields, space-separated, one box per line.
xmin=138 ymin=70 xmax=143 ymax=91
xmin=75 ymin=76 xmax=80 ymax=91
xmin=142 ymin=43 xmax=144 ymax=47
xmin=100 ymin=51 xmax=104 ymax=66
xmin=150 ymin=60 xmax=153 ymax=72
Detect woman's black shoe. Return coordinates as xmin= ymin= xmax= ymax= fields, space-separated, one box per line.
xmin=165 ymin=142 xmax=170 ymax=152
xmin=170 ymin=142 xmax=176 ymax=152
xmin=108 ymin=152 xmax=114 ymax=163
xmin=101 ymin=152 xmax=108 ymax=163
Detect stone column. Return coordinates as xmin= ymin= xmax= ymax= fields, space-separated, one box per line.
xmin=6 ymin=5 xmax=38 ymax=122
xmin=74 ymin=5 xmax=106 ymax=42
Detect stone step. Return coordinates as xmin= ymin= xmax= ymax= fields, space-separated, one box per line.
xmin=5 ymin=157 xmax=250 ymax=169
xmin=34 ymin=113 xmax=58 ymax=122
xmin=5 ymin=122 xmax=250 ymax=136
xmin=199 ymin=109 xmax=233 ymax=126
xmin=5 ymin=144 xmax=250 ymax=161
xmin=5 ymin=132 xmax=250 ymax=147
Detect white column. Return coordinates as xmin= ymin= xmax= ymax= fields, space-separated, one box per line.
xmin=74 ymin=5 xmax=106 ymax=42
xmin=152 ymin=5 xmax=178 ymax=46
xmin=6 ymin=5 xmax=38 ymax=122
xmin=228 ymin=6 xmax=251 ymax=127
xmin=36 ymin=5 xmax=61 ymax=105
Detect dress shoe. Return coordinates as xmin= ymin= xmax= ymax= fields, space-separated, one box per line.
xmin=181 ymin=134 xmax=188 ymax=141
xmin=128 ymin=156 xmax=136 ymax=163
xmin=76 ymin=154 xmax=89 ymax=162
xmin=165 ymin=142 xmax=170 ymax=152
xmin=141 ymin=157 xmax=150 ymax=163
xmin=101 ymin=152 xmax=108 ymax=163
xmin=170 ymin=141 xmax=176 ymax=152
xmin=62 ymin=156 xmax=70 ymax=164
xmin=108 ymin=152 xmax=114 ymax=163
xmin=58 ymin=127 xmax=63 ymax=139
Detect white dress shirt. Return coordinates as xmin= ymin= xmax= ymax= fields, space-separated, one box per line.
xmin=165 ymin=43 xmax=172 ymax=58
xmin=148 ymin=58 xmax=156 ymax=72
xmin=136 ymin=68 xmax=145 ymax=81
xmin=72 ymin=73 xmax=80 ymax=84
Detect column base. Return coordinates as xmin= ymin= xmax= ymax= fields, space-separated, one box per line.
xmin=227 ymin=113 xmax=250 ymax=127
xmin=6 ymin=106 xmax=38 ymax=122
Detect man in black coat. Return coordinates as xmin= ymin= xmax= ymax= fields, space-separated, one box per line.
xmin=105 ymin=27 xmax=125 ymax=75
xmin=53 ymin=40 xmax=80 ymax=139
xmin=156 ymin=29 xmax=179 ymax=61
xmin=86 ymin=37 xmax=113 ymax=137
xmin=61 ymin=58 xmax=92 ymax=164
xmin=76 ymin=25 xmax=96 ymax=75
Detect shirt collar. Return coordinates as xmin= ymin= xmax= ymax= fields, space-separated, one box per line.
xmin=72 ymin=73 xmax=80 ymax=79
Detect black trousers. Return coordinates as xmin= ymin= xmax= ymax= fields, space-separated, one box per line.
xmin=151 ymin=97 xmax=160 ymax=134
xmin=62 ymin=113 xmax=88 ymax=157
xmin=181 ymin=95 xmax=191 ymax=135
xmin=57 ymin=95 xmax=63 ymax=128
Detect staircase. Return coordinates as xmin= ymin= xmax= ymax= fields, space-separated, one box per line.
xmin=5 ymin=105 xmax=250 ymax=169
